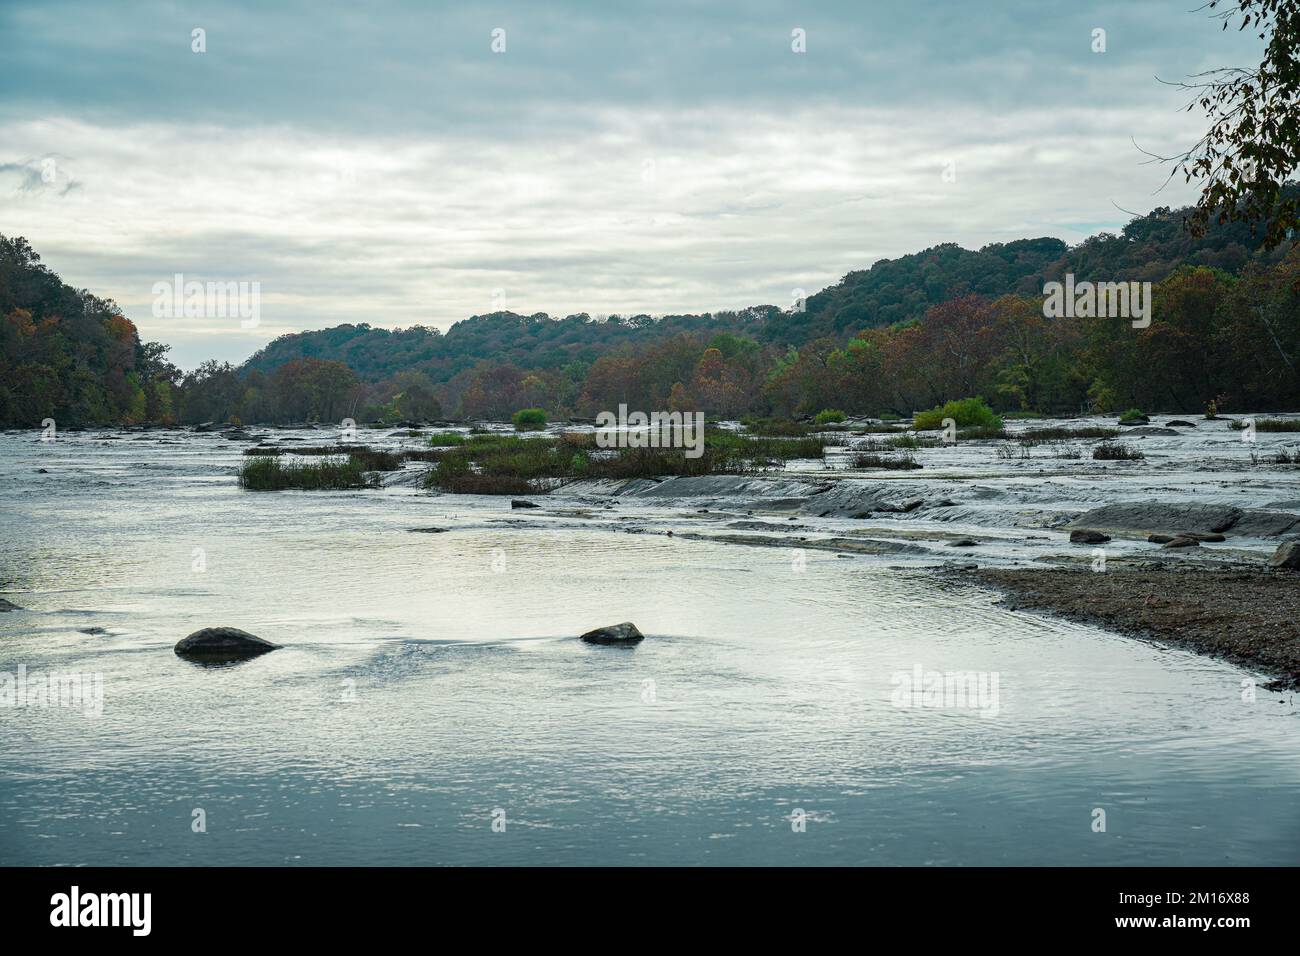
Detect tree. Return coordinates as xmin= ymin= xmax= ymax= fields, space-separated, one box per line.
xmin=1166 ymin=0 xmax=1300 ymax=248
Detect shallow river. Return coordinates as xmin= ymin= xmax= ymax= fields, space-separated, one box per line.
xmin=1 ymin=422 xmax=1297 ymax=865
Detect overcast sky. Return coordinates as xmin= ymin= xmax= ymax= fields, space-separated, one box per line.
xmin=0 ymin=0 xmax=1265 ymax=369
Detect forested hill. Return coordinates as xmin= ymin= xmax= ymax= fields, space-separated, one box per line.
xmin=243 ymin=202 xmax=1286 ymax=386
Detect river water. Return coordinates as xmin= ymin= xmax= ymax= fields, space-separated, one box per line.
xmin=1 ymin=420 xmax=1297 ymax=865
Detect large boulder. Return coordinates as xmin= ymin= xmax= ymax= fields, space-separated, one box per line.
xmin=1066 ymin=502 xmax=1298 ymax=538
xmin=175 ymin=627 xmax=281 ymax=662
xmin=580 ymin=622 xmax=645 ymax=646
xmin=1268 ymin=541 xmax=1300 ymax=570
xmin=1069 ymin=529 xmax=1110 ymax=544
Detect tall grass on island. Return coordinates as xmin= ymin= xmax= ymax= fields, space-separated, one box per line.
xmin=423 ymin=430 xmax=828 ymax=495
xmin=239 ymin=455 xmax=380 ymax=490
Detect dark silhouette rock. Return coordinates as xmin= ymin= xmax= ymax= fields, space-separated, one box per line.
xmin=175 ymin=627 xmax=281 ymax=663
xmin=580 ymin=622 xmax=645 ymax=646
xmin=511 ymin=500 xmax=539 ymax=509
xmin=1069 ymin=529 xmax=1110 ymax=544
xmin=0 ymin=597 xmax=22 ymax=612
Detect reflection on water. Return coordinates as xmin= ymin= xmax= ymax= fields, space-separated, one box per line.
xmin=0 ymin=429 xmax=1297 ymax=865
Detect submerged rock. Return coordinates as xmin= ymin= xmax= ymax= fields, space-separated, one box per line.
xmin=0 ymin=597 xmax=23 ymax=612
xmin=1268 ymin=541 xmax=1300 ymax=570
xmin=511 ymin=499 xmax=539 ymax=509
xmin=1166 ymin=420 xmax=1197 ymax=428
xmin=1069 ymin=529 xmax=1110 ymax=544
xmin=1162 ymin=536 xmax=1200 ymax=549
xmin=175 ymin=627 xmax=281 ymax=662
xmin=580 ymin=622 xmax=645 ymax=646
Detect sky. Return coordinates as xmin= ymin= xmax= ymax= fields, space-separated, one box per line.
xmin=0 ymin=0 xmax=1266 ymax=370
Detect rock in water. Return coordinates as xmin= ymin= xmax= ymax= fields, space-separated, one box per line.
xmin=511 ymin=499 xmax=539 ymax=509
xmin=1268 ymin=541 xmax=1300 ymax=570
xmin=1069 ymin=529 xmax=1110 ymax=544
xmin=0 ymin=597 xmax=22 ymax=612
xmin=175 ymin=627 xmax=281 ymax=662
xmin=580 ymin=622 xmax=645 ymax=646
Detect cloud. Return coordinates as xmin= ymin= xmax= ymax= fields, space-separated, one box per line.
xmin=0 ymin=0 xmax=1268 ymax=369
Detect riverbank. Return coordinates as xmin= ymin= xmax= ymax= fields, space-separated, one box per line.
xmin=963 ymin=566 xmax=1300 ymax=690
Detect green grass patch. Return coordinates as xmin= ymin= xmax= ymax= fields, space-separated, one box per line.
xmin=1118 ymin=408 xmax=1147 ymax=424
xmin=239 ymin=455 xmax=379 ymax=490
xmin=813 ymin=409 xmax=846 ymax=425
xmin=427 ymin=432 xmax=467 ymax=446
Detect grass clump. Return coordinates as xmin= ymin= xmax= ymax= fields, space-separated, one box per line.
xmin=1021 ymin=426 xmax=1119 ymax=442
xmin=852 ymin=452 xmax=922 ymax=470
xmin=1092 ymin=442 xmax=1145 ymax=461
xmin=239 ymin=455 xmax=378 ymax=490
xmin=914 ymin=397 xmax=1002 ymax=431
xmin=1230 ymin=418 xmax=1300 ymax=432
xmin=427 ymin=432 xmax=467 ymax=446
xmin=512 ymin=408 xmax=548 ymax=431
xmin=743 ymin=417 xmax=809 ymax=437
xmin=241 ymin=445 xmax=403 ymax=470
xmin=957 ymin=425 xmax=1008 ymax=440
xmin=813 ymin=409 xmax=846 ymax=426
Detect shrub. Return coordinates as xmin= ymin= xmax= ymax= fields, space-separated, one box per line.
xmin=914 ymin=397 xmax=1002 ymax=431
xmin=1118 ymin=408 xmax=1147 ymax=425
xmin=1092 ymin=443 xmax=1144 ymax=461
xmin=813 ymin=409 xmax=846 ymax=425
xmin=512 ymin=408 xmax=548 ymax=431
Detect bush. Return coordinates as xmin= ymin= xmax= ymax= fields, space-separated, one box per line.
xmin=813 ymin=409 xmax=846 ymax=425
xmin=512 ymin=408 xmax=548 ymax=431
xmin=239 ymin=455 xmax=378 ymax=490
xmin=1118 ymin=408 xmax=1147 ymax=424
xmin=1093 ymin=443 xmax=1145 ymax=461
xmin=914 ymin=397 xmax=1002 ymax=431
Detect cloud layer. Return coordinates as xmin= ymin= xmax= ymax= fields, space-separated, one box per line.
xmin=0 ymin=1 xmax=1265 ymax=368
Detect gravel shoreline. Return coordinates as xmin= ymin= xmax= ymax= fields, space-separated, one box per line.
xmin=962 ymin=566 xmax=1300 ymax=689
